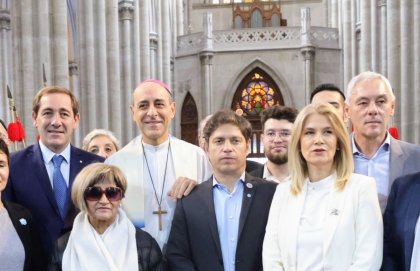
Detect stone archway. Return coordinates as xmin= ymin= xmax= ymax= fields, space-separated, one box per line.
xmin=231 ymin=67 xmax=284 ymax=157
xmin=180 ymin=92 xmax=199 ymax=145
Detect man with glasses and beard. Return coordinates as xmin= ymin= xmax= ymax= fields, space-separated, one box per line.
xmin=250 ymin=105 xmax=298 ymax=183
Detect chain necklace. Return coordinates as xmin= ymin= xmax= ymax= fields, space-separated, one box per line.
xmin=141 ymin=139 xmax=171 ymax=231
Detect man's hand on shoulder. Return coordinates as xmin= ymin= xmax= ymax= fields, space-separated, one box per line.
xmin=167 ymin=177 xmax=197 ymax=200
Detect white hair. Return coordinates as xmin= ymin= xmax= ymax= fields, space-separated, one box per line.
xmin=345 ymin=71 xmax=395 ymax=103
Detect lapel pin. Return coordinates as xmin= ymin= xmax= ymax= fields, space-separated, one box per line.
xmin=246 ymin=183 xmax=253 ymax=189
xmin=330 ymin=209 xmax=339 ymax=216
xmin=79 ymin=160 xmax=83 ymax=163
xmin=19 ymin=218 xmax=27 ymax=225
xmin=247 ymin=193 xmax=251 ymax=198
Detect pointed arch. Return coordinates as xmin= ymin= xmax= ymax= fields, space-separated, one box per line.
xmin=230 ymin=67 xmax=283 ymax=157
xmin=180 ymin=92 xmax=199 ymax=145
xmin=223 ymin=58 xmax=294 ymax=109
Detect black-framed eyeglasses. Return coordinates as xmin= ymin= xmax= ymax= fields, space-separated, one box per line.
xmin=84 ymin=186 xmax=124 ymax=202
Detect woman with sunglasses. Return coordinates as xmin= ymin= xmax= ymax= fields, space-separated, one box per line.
xmin=0 ymin=138 xmax=46 ymax=270
xmin=48 ymin=163 xmax=164 ymax=271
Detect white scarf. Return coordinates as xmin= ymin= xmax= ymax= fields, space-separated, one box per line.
xmin=62 ymin=209 xmax=138 ymax=271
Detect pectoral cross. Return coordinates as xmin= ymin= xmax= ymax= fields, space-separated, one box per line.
xmin=153 ymin=206 xmax=168 ymax=231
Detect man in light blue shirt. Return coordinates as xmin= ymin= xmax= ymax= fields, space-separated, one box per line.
xmin=345 ymin=71 xmax=420 ymax=212
xmin=166 ymin=110 xmax=277 ymax=271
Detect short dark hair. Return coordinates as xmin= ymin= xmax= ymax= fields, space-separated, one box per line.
xmin=261 ymin=105 xmax=298 ymax=130
xmin=310 ymin=83 xmax=345 ymax=102
xmin=0 ymin=139 xmax=10 ymax=165
xmin=203 ymin=110 xmax=252 ymax=142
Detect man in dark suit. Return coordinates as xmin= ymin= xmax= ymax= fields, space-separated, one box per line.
xmin=381 ymin=172 xmax=420 ymax=271
xmin=249 ymin=105 xmax=298 ymax=183
xmin=166 ymin=110 xmax=277 ymax=271
xmin=4 ymin=86 xmax=104 ymax=258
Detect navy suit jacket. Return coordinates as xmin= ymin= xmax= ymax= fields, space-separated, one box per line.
xmin=166 ymin=173 xmax=277 ymax=271
xmin=381 ymin=172 xmax=420 ymax=271
xmin=4 ymin=143 xmax=104 ymax=257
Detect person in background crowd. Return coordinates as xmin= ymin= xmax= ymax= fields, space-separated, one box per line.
xmin=345 ymin=71 xmax=420 ymax=212
xmin=250 ymin=105 xmax=298 ymax=183
xmin=381 ymin=171 xmax=420 ymax=271
xmin=4 ymin=86 xmax=104 ymax=258
xmin=82 ymin=129 xmax=120 ymax=159
xmin=106 ymin=79 xmax=212 ymax=250
xmin=0 ymin=138 xmax=46 ymax=270
xmin=166 ymin=110 xmax=277 ymax=271
xmin=311 ymin=83 xmax=346 ymax=120
xmin=48 ymin=163 xmax=164 ymax=271
xmin=263 ymin=103 xmax=383 ymax=270
xmin=197 ymin=114 xmax=213 ymax=150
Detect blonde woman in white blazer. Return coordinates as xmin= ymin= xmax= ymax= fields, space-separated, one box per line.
xmin=263 ymin=103 xmax=383 ymax=271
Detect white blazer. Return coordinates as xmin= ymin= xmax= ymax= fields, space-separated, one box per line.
xmin=263 ymin=173 xmax=383 ymax=271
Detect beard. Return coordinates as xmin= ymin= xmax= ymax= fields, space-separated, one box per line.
xmin=265 ymin=150 xmax=288 ymax=165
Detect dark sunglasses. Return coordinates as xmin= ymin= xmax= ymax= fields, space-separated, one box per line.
xmin=84 ymin=186 xmax=124 ymax=202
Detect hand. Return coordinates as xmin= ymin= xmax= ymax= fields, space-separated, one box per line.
xmin=167 ymin=177 xmax=197 ymax=200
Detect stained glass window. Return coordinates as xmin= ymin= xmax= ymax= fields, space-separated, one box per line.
xmin=240 ymin=73 xmax=276 ymax=115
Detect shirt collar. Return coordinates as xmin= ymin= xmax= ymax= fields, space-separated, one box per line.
xmin=351 ymin=132 xmax=390 ymax=156
xmin=212 ymin=172 xmax=246 ymax=188
xmin=39 ymin=141 xmax=71 ymax=164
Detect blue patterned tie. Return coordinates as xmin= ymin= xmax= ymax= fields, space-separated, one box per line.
xmin=52 ymin=155 xmax=67 ymax=218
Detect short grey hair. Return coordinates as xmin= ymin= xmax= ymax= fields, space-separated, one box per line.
xmin=82 ymin=129 xmax=120 ymax=151
xmin=345 ymin=71 xmax=395 ymax=103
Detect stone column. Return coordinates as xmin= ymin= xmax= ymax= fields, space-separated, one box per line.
xmin=400 ymin=0 xmax=412 ymax=141
xmin=140 ymin=0 xmax=151 ymax=80
xmin=107 ymin=1 xmax=123 ymax=142
xmin=69 ymin=62 xmax=81 ymax=147
xmin=96 ymin=0 xmax=109 ymax=129
xmin=149 ymin=32 xmax=158 ymax=79
xmin=119 ymin=0 xmax=135 ymax=143
xmin=161 ymin=0 xmax=171 ymax=85
xmin=360 ymin=0 xmax=371 ymax=71
xmin=200 ymin=12 xmax=214 ymax=116
xmin=0 ymin=8 xmax=11 ymax=119
xmin=79 ymin=0 xmax=97 ymax=134
xmin=200 ymin=53 xmax=213 ymax=117
xmin=414 ymin=0 xmax=420 ymax=143
xmin=370 ymin=0 xmax=378 ymax=72
xmin=176 ymin=0 xmax=184 ymax=36
xmin=52 ymin=0 xmax=68 ymax=87
xmin=20 ymin=0 xmax=36 ymax=135
xmin=341 ymin=0 xmax=352 ymax=88
xmin=300 ymin=8 xmax=315 ymax=102
xmin=387 ymin=1 xmax=401 ymax=128
xmin=132 ymin=0 xmax=141 ymax=86
xmin=301 ymin=47 xmax=315 ymax=103
xmin=351 ymin=0 xmax=358 ymax=76
xmin=37 ymin=0 xmax=51 ymax=86
xmin=379 ymin=0 xmax=387 ymax=75
xmin=154 ymin=0 xmax=163 ymax=79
